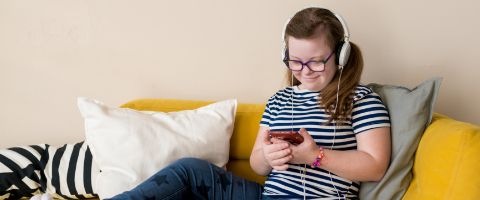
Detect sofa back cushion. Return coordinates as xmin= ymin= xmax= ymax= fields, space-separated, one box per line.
xmin=402 ymin=114 xmax=480 ymax=199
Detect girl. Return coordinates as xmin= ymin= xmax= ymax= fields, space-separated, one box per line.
xmin=110 ymin=7 xmax=391 ymax=200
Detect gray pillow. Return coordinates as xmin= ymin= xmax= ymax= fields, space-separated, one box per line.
xmin=359 ymin=77 xmax=442 ymax=200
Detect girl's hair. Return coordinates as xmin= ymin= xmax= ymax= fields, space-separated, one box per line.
xmin=284 ymin=7 xmax=363 ymax=124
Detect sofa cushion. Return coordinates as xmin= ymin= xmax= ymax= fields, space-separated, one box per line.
xmin=360 ymin=78 xmax=442 ymax=200
xmin=403 ymin=114 xmax=480 ymax=199
xmin=226 ymin=160 xmax=265 ymax=184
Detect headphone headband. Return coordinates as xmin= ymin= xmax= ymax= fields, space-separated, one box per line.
xmin=331 ymin=12 xmax=350 ymax=42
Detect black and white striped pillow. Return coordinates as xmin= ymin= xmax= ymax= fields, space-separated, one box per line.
xmin=0 ymin=142 xmax=100 ymax=199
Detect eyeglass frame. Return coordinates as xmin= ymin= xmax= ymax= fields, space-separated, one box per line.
xmin=282 ymin=51 xmax=335 ymax=72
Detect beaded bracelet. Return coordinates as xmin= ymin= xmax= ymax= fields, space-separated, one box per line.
xmin=311 ymin=146 xmax=325 ymax=168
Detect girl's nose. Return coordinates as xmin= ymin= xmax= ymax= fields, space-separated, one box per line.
xmin=301 ymin=66 xmax=314 ymax=74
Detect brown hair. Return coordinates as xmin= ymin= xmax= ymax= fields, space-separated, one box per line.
xmin=284 ymin=8 xmax=363 ymax=123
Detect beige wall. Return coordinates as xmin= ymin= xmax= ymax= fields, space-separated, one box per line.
xmin=1 ymin=0 xmax=479 ymax=148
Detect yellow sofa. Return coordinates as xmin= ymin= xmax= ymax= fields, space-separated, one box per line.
xmin=121 ymin=98 xmax=480 ymax=200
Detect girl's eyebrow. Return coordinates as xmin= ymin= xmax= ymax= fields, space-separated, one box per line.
xmin=290 ymin=55 xmax=324 ymax=60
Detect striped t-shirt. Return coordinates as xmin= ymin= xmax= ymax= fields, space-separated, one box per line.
xmin=260 ymin=85 xmax=390 ymax=199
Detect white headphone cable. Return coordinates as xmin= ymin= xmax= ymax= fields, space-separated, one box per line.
xmin=291 ymin=74 xmax=308 ymax=200
xmin=294 ymin=67 xmax=347 ymax=199
xmin=295 ymin=67 xmax=346 ymax=199
xmin=302 ymin=164 xmax=307 ymax=200
xmin=290 ymin=73 xmax=305 ymax=199
xmin=291 ymin=70 xmax=294 ymax=133
xmin=329 ymin=66 xmax=346 ymax=199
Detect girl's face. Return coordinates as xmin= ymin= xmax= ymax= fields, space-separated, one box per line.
xmin=287 ymin=36 xmax=337 ymax=91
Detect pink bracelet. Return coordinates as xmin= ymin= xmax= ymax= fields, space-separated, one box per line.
xmin=311 ymin=147 xmax=325 ymax=168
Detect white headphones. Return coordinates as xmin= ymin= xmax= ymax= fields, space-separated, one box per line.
xmin=281 ymin=7 xmax=351 ymax=69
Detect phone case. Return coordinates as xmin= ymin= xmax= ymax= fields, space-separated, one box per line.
xmin=268 ymin=130 xmax=304 ymax=145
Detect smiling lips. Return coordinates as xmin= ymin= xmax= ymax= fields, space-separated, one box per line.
xmin=303 ymin=76 xmax=319 ymax=80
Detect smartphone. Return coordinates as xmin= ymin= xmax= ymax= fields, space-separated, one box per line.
xmin=268 ymin=130 xmax=304 ymax=145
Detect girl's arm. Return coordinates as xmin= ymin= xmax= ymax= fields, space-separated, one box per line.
xmin=250 ymin=126 xmax=293 ymax=176
xmin=290 ymin=127 xmax=391 ymax=182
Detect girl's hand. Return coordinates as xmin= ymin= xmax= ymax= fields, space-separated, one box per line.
xmin=261 ymin=130 xmax=293 ymax=171
xmin=289 ymin=128 xmax=319 ymax=165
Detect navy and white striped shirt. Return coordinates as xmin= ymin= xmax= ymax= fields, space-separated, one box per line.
xmin=260 ymin=85 xmax=390 ymax=199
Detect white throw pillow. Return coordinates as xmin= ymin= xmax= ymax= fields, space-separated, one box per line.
xmin=77 ymin=97 xmax=237 ymax=199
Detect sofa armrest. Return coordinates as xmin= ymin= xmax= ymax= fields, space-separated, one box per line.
xmin=403 ymin=113 xmax=480 ymax=199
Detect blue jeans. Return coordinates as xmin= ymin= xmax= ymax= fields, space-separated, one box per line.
xmin=109 ymin=157 xmax=264 ymax=200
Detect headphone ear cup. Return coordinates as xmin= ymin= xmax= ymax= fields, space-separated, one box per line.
xmin=336 ymin=42 xmax=351 ymax=67
xmin=335 ymin=42 xmax=343 ymax=65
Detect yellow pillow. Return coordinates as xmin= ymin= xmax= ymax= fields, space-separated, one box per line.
xmin=403 ymin=114 xmax=480 ymax=199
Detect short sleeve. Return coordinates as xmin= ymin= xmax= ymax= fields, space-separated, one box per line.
xmin=351 ymin=92 xmax=391 ymax=134
xmin=260 ymin=96 xmax=275 ymax=127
